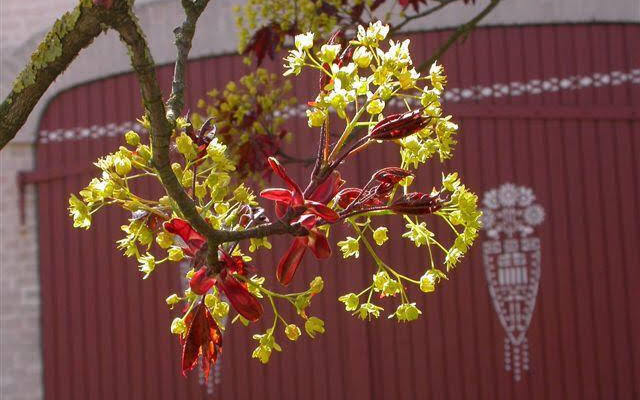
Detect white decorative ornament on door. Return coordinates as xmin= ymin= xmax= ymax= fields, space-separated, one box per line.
xmin=481 ymin=183 xmax=545 ymax=381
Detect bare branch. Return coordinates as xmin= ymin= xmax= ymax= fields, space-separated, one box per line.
xmin=106 ymin=3 xmax=221 ymax=245
xmin=0 ymin=1 xmax=106 ymax=150
xmin=276 ymin=149 xmax=315 ymax=166
xmin=390 ymin=0 xmax=460 ymax=35
xmin=166 ymin=0 xmax=211 ymax=122
xmin=107 ymin=2 xmax=315 ymax=271
xmin=416 ymin=0 xmax=501 ymax=73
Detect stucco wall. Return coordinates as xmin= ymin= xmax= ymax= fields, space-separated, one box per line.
xmin=0 ymin=145 xmax=39 ymax=400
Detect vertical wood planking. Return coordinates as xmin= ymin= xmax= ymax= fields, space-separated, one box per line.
xmin=32 ymin=24 xmax=639 ymax=400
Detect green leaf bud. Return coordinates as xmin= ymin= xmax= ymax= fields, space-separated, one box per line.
xmin=285 ymin=324 xmax=301 ymax=341
xmin=156 ymin=231 xmax=174 ymax=249
xmin=338 ymin=293 xmax=359 ymax=311
xmin=168 ymin=247 xmax=185 ymax=261
xmin=166 ymin=294 xmax=181 ymax=308
xmin=170 ymin=317 xmax=186 ymax=335
xmin=372 ymin=227 xmax=388 ymax=245
xmin=125 ymin=130 xmax=140 ymax=146
xmin=304 ymin=317 xmax=325 ymax=338
xmin=366 ymin=99 xmax=385 ymax=115
xmin=309 ymin=276 xmax=324 ymax=294
xmin=114 ymin=156 xmax=132 ymax=176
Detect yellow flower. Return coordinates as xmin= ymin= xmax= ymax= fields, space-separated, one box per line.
xmin=373 ymin=227 xmax=388 ymax=245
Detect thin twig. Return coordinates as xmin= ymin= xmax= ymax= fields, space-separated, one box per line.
xmin=416 ymin=0 xmax=501 ymax=72
xmin=107 ymin=3 xmax=221 ymax=247
xmin=166 ymin=0 xmax=211 ymax=123
xmin=276 ymin=149 xmax=315 ymax=166
xmin=390 ymin=0 xmax=460 ymax=35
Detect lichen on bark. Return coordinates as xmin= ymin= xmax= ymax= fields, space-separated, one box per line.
xmin=12 ymin=3 xmax=88 ymax=93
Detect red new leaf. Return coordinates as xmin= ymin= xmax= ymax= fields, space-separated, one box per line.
xmin=369 ymin=109 xmax=430 ymax=140
xmin=276 ymin=237 xmax=308 ymax=286
xmin=243 ymin=24 xmax=284 ymax=65
xmin=390 ymin=192 xmax=444 ymax=215
xmin=163 ymin=218 xmax=206 ymax=256
xmin=216 ymin=269 xmax=263 ymax=322
xmin=372 ymin=167 xmax=414 ymax=184
xmin=190 ymin=267 xmax=215 ymax=295
xmin=181 ymin=303 xmax=222 ymax=380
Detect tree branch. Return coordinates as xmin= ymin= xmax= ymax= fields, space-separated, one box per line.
xmin=166 ymin=0 xmax=211 ymax=122
xmin=390 ymin=0 xmax=460 ymax=35
xmin=416 ymin=0 xmax=501 ymax=73
xmin=0 ymin=1 xmax=106 ymax=150
xmin=108 ymin=1 xmax=312 ymax=271
xmin=105 ymin=2 xmax=221 ymax=246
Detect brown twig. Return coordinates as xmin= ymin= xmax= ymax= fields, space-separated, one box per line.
xmin=109 ymin=2 xmax=323 ymax=270
xmin=166 ymin=0 xmax=211 ymax=123
xmin=106 ymin=2 xmax=224 ymax=249
xmin=390 ymin=0 xmax=461 ymax=35
xmin=416 ymin=0 xmax=501 ymax=73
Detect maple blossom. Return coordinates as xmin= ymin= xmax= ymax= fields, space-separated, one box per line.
xmin=166 ymin=217 xmax=264 ymax=320
xmin=69 ymin=21 xmax=481 ymax=375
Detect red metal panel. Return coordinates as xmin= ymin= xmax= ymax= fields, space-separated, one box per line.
xmin=31 ymin=24 xmax=639 ymax=399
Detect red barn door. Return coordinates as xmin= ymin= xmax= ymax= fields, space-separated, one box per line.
xmin=25 ymin=24 xmax=639 ymax=399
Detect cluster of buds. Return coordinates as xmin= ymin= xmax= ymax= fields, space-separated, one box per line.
xmin=334 ymin=167 xmax=445 ymax=218
xmin=369 ymin=108 xmax=431 ymax=140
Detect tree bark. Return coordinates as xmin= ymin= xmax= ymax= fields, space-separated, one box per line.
xmin=0 ymin=1 xmax=106 ymax=149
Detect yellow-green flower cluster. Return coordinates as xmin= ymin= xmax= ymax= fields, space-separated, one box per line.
xmin=337 ymin=236 xmax=360 ymax=258
xmin=401 ymin=62 xmax=458 ymax=166
xmin=193 ymin=68 xmax=296 ymax=183
xmin=69 ymin=114 xmax=265 ymax=282
xmin=252 ymin=330 xmax=282 ymax=364
xmin=234 ymin=0 xmax=340 ymax=57
xmin=280 ymin=22 xmax=456 ymax=170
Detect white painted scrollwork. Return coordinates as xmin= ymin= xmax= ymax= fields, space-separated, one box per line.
xmin=482 ymin=183 xmax=545 ymax=381
xmin=38 ymin=68 xmax=640 ymax=143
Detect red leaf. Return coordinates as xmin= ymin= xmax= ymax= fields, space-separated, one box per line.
xmin=369 ymin=109 xmax=430 ymax=140
xmin=163 ymin=218 xmax=206 ymax=256
xmin=260 ymin=188 xmax=294 ymax=203
xmin=267 ymin=157 xmax=304 ymax=204
xmin=372 ymin=167 xmax=413 ymax=185
xmin=217 ymin=270 xmax=263 ymax=321
xmin=335 ymin=188 xmax=362 ymax=208
xmin=350 ymin=3 xmax=365 ymax=21
xmin=181 ymin=303 xmax=222 ymax=380
xmin=309 ymin=171 xmax=344 ymax=204
xmin=370 ymin=0 xmax=387 ymax=10
xmin=243 ymin=24 xmax=283 ymax=65
xmin=276 ymin=238 xmax=308 ymax=286
xmin=390 ymin=192 xmax=444 ymax=215
xmin=189 ymin=267 xmax=215 ymax=295
xmin=306 ymin=201 xmax=340 ymax=223
xmin=275 ymin=201 xmax=289 ymax=219
xmin=307 ymin=229 xmax=331 ymax=259
xmin=220 ymin=250 xmax=252 ymax=276
xmin=337 ymin=46 xmax=354 ymax=68
xmin=398 ymin=0 xmax=427 ymax=12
